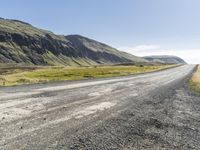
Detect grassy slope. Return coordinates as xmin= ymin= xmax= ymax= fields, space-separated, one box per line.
xmin=0 ymin=65 xmax=175 ymax=86
xmin=190 ymin=65 xmax=200 ymax=92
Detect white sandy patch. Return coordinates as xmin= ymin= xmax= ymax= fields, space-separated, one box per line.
xmin=88 ymin=92 xmax=102 ymax=97
xmin=0 ymin=108 xmax=31 ymax=121
xmin=36 ymin=77 xmax=141 ymax=92
xmin=129 ymin=93 xmax=138 ymax=97
xmin=88 ymin=87 xmax=113 ymax=97
xmin=0 ymin=97 xmax=48 ymax=121
xmin=0 ymin=91 xmax=41 ymax=100
xmin=75 ymin=102 xmax=116 ymax=118
xmin=25 ymin=103 xmax=45 ymax=112
xmin=0 ymin=96 xmax=48 ymax=110
xmin=1 ymin=101 xmax=116 ymax=142
xmin=0 ymin=99 xmax=33 ymax=110
xmin=39 ymin=102 xmax=115 ymax=127
xmin=1 ymin=115 xmax=71 ymax=142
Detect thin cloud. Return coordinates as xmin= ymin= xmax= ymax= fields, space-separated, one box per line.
xmin=118 ymin=45 xmax=200 ymax=64
xmin=119 ymin=44 xmax=160 ymax=53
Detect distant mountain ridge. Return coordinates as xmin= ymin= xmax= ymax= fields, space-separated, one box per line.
xmin=143 ymin=55 xmax=187 ymax=64
xmin=0 ymin=18 xmax=146 ymax=66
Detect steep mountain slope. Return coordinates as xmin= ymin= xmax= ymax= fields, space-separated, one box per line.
xmin=0 ymin=18 xmax=146 ymax=66
xmin=65 ymin=35 xmax=145 ymax=63
xmin=143 ymin=55 xmax=186 ymax=64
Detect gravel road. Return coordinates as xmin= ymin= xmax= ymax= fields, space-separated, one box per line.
xmin=0 ymin=65 xmax=199 ymax=150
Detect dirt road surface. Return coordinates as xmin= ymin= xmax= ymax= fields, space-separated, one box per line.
xmin=0 ymin=65 xmax=199 ymax=150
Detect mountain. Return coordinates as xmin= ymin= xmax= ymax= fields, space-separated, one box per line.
xmin=0 ymin=18 xmax=146 ymax=66
xmin=143 ymin=55 xmax=187 ymax=64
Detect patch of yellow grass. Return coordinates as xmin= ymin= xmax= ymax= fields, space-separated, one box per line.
xmin=190 ymin=65 xmax=200 ymax=92
xmin=0 ymin=65 xmax=176 ymax=86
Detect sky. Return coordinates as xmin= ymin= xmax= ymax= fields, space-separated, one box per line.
xmin=1 ymin=0 xmax=200 ymax=64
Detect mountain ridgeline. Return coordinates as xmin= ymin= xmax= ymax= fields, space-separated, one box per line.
xmin=143 ymin=55 xmax=187 ymax=64
xmin=0 ymin=18 xmax=146 ymax=66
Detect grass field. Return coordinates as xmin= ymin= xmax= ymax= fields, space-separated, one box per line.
xmin=190 ymin=65 xmax=200 ymax=92
xmin=0 ymin=65 xmax=176 ymax=86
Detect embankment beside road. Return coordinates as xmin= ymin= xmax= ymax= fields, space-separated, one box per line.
xmin=190 ymin=65 xmax=200 ymax=92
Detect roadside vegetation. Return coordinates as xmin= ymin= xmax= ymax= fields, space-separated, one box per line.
xmin=190 ymin=65 xmax=200 ymax=92
xmin=0 ymin=65 xmax=176 ymax=86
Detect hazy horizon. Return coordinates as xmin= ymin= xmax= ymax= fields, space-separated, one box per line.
xmin=1 ymin=0 xmax=200 ymax=64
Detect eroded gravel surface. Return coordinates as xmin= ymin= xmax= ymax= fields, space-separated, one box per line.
xmin=0 ymin=65 xmax=199 ymax=150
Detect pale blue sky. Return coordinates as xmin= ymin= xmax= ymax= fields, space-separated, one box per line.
xmin=1 ymin=0 xmax=200 ymax=63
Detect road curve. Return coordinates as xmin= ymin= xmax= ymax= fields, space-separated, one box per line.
xmin=0 ymin=65 xmax=199 ymax=150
